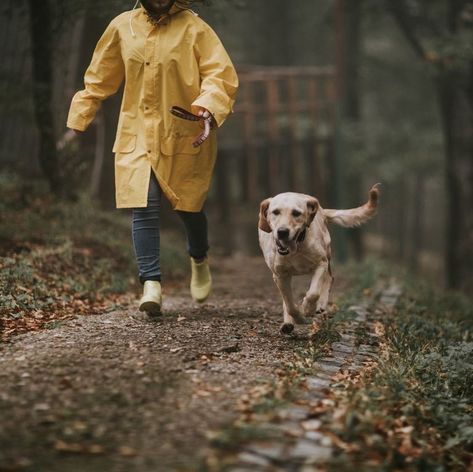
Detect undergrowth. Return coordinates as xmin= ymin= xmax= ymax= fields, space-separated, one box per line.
xmin=324 ymin=264 xmax=473 ymax=471
xmin=0 ymin=171 xmax=187 ymax=341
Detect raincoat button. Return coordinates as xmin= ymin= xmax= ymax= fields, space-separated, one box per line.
xmin=145 ymin=61 xmax=150 ymax=65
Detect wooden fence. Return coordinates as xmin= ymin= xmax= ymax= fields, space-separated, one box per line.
xmin=208 ymin=65 xmax=338 ymax=221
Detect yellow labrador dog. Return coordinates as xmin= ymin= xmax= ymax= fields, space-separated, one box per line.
xmin=258 ymin=185 xmax=380 ymax=334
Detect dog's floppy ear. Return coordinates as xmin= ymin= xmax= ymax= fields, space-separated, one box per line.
xmin=258 ymin=198 xmax=272 ymax=233
xmin=306 ymin=197 xmax=319 ymax=225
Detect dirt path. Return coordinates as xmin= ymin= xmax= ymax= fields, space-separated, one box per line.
xmin=1 ymin=255 xmax=331 ymax=472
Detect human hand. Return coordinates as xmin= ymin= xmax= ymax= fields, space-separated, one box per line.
xmin=170 ymin=106 xmax=215 ymax=147
xmin=196 ymin=107 xmax=216 ymax=129
xmin=57 ymin=128 xmax=82 ymax=151
xmin=194 ymin=108 xmax=215 ymax=147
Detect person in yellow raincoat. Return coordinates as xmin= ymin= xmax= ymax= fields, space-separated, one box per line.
xmin=67 ymin=0 xmax=238 ymax=315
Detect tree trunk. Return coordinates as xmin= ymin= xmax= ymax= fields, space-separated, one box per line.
xmin=341 ymin=0 xmax=364 ymax=260
xmin=397 ymin=177 xmax=407 ymax=261
xmin=437 ymin=72 xmax=473 ymax=291
xmin=28 ymin=0 xmax=62 ymax=195
xmin=387 ymin=0 xmax=473 ymax=292
xmin=74 ymin=5 xmax=120 ymax=209
xmin=408 ymin=173 xmax=424 ymax=273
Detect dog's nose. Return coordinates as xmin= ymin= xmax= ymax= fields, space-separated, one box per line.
xmin=277 ymin=227 xmax=290 ymax=240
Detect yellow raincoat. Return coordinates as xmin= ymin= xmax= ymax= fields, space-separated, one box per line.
xmin=67 ymin=5 xmax=238 ymax=211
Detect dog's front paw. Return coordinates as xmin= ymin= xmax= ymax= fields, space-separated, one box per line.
xmin=315 ymin=299 xmax=329 ymax=315
xmin=280 ymin=323 xmax=294 ymax=335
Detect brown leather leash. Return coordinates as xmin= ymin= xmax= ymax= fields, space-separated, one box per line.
xmin=169 ymin=106 xmax=212 ymax=148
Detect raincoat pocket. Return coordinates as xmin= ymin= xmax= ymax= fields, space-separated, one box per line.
xmin=160 ymin=136 xmax=200 ymax=156
xmin=112 ymin=133 xmax=137 ymax=154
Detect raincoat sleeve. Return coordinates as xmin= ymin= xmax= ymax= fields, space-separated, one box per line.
xmin=67 ymin=19 xmax=124 ymax=132
xmin=191 ymin=23 xmax=239 ymax=128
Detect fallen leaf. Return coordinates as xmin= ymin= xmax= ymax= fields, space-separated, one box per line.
xmin=170 ymin=347 xmax=184 ymax=353
xmin=33 ymin=403 xmax=50 ymax=412
xmin=54 ymin=440 xmax=83 ymax=453
xmin=87 ymin=444 xmax=105 ymax=454
xmin=118 ymin=445 xmax=137 ymax=457
xmin=301 ymin=419 xmax=322 ymax=431
xmin=72 ymin=421 xmax=87 ymax=432
xmin=218 ymin=343 xmax=240 ymax=353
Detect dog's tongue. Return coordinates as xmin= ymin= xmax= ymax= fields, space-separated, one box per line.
xmin=276 ymin=239 xmax=296 ymax=255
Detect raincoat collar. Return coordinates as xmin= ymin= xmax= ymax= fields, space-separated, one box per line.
xmin=130 ymin=4 xmax=185 ymax=37
xmin=139 ymin=3 xmax=184 ymax=24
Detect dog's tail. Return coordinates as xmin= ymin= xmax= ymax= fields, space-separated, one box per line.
xmin=323 ymin=184 xmax=380 ymax=228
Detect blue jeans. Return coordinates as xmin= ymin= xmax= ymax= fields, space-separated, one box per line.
xmin=132 ymin=172 xmax=209 ymax=284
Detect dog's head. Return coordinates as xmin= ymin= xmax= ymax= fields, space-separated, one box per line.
xmin=259 ymin=193 xmax=319 ymax=255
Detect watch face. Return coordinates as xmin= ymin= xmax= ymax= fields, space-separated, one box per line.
xmin=141 ymin=0 xmax=176 ymax=16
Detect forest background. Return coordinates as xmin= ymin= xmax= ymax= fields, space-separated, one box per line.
xmin=0 ymin=0 xmax=472 ymax=293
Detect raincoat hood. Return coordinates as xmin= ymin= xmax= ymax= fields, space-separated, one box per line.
xmin=130 ymin=2 xmax=184 ymax=36
xmin=139 ymin=0 xmax=200 ymax=16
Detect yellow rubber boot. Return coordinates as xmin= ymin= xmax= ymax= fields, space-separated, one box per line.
xmin=190 ymin=257 xmax=212 ymax=303
xmin=139 ymin=280 xmax=162 ymax=316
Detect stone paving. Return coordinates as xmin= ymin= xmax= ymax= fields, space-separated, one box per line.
xmin=222 ymin=282 xmax=401 ymax=472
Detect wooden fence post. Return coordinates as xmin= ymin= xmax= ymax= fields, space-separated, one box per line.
xmin=242 ymin=78 xmax=258 ymax=202
xmin=266 ymin=77 xmax=280 ymax=195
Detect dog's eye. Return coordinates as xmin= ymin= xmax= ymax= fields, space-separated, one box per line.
xmin=292 ymin=210 xmax=302 ymax=217
xmin=272 ymin=209 xmax=280 ymax=215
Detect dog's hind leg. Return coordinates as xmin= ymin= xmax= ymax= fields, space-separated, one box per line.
xmin=316 ymin=271 xmax=333 ymax=314
xmin=301 ymin=261 xmax=329 ymax=316
xmin=273 ymin=274 xmax=306 ymax=334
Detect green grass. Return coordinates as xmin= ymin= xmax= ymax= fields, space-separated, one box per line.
xmin=323 ymin=266 xmax=473 ymax=471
